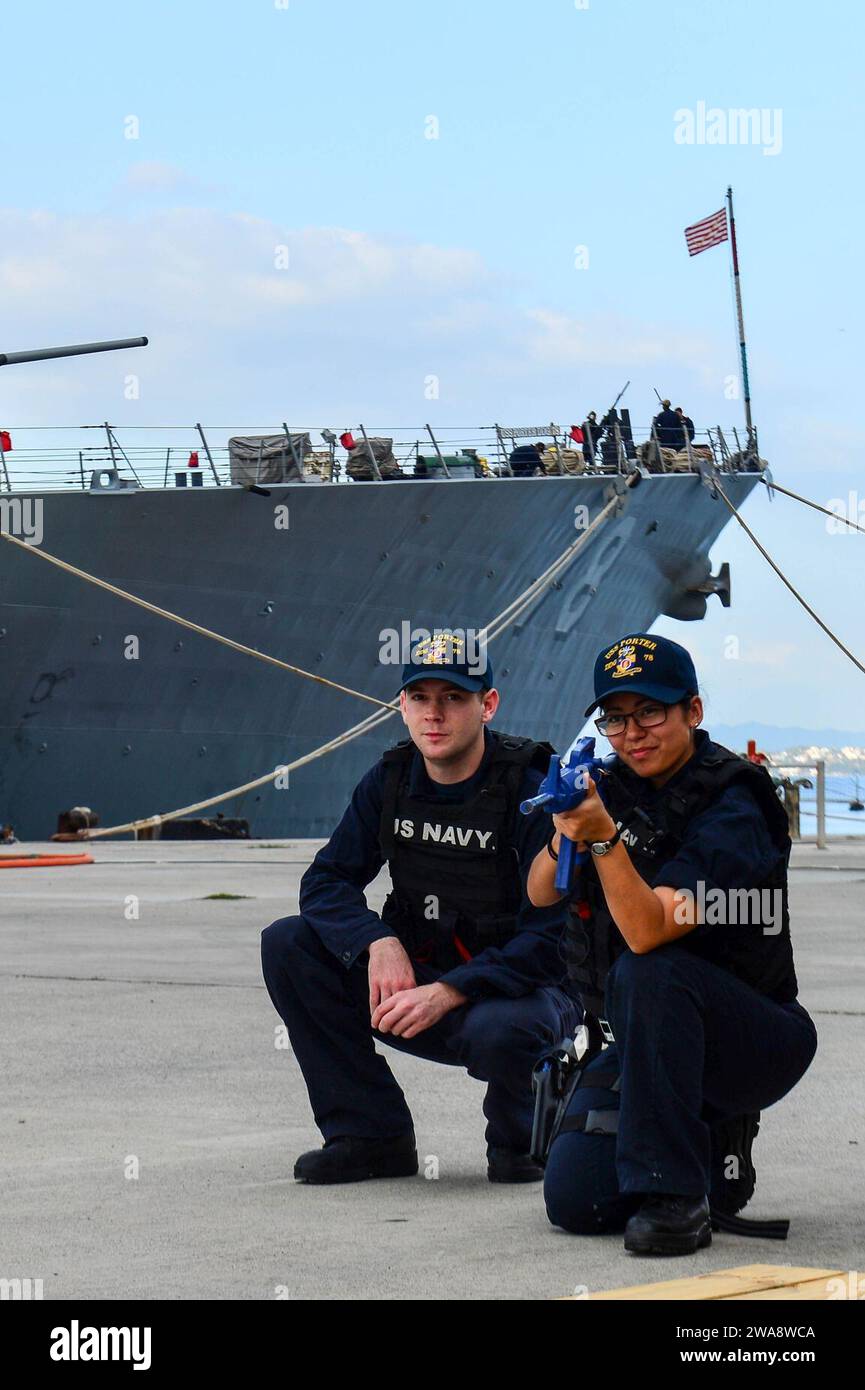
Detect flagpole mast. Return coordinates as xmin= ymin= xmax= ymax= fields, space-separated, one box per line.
xmin=726 ymin=185 xmax=753 ymax=441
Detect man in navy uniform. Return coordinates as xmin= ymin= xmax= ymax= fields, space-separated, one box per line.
xmin=509 ymin=440 xmax=546 ymax=477
xmin=652 ymin=399 xmax=682 ymax=449
xmin=675 ymin=406 xmax=696 ymax=450
xmin=261 ymin=634 xmax=579 ymax=1184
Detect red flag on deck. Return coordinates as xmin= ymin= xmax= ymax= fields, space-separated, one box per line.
xmin=339 ymin=431 xmax=356 ymax=451
xmin=569 ymin=424 xmax=584 ymax=444
xmin=187 ymin=450 xmax=199 ymax=468
xmin=684 ymin=208 xmax=728 ymax=256
xmin=0 ymin=431 xmax=12 ymax=451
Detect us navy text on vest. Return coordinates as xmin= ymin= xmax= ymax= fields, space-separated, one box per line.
xmin=392 ymin=818 xmax=495 ymax=849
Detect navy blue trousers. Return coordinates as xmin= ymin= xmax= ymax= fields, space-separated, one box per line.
xmin=544 ymin=945 xmax=818 ymax=1234
xmin=261 ymin=914 xmax=580 ymax=1153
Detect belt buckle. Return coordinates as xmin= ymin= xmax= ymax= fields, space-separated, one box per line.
xmin=599 ymin=1017 xmax=615 ymax=1046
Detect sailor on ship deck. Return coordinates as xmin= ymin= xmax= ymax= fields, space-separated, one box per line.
xmin=509 ymin=441 xmax=547 ymax=477
xmin=652 ymin=399 xmax=682 ymax=449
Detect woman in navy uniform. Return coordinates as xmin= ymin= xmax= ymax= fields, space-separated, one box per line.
xmin=528 ymin=633 xmax=817 ymax=1254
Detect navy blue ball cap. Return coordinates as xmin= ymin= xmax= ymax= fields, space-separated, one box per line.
xmin=399 ymin=630 xmax=493 ymax=694
xmin=583 ymin=632 xmax=698 ymax=717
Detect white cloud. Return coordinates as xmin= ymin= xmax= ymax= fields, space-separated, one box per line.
xmin=0 ymin=210 xmax=488 ymax=325
xmin=0 ymin=204 xmax=738 ymax=430
xmin=525 ymin=307 xmax=716 ymax=373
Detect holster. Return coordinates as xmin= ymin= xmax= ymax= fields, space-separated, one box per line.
xmin=530 ymin=1020 xmax=605 ymax=1166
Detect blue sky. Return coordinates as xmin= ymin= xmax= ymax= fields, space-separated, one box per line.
xmin=1 ymin=0 xmax=863 ymax=731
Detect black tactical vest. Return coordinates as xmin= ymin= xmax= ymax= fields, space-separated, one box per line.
xmin=565 ymin=736 xmax=797 ymax=1013
xmin=378 ymin=730 xmax=553 ymax=970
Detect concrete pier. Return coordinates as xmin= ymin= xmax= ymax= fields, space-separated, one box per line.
xmin=2 ymin=838 xmax=863 ymax=1300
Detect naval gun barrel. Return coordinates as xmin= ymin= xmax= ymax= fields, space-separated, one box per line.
xmin=0 ymin=336 xmax=148 ymax=367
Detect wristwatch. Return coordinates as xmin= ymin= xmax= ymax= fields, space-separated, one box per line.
xmin=590 ymin=827 xmax=622 ymax=857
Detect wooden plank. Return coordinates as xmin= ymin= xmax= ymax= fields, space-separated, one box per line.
xmin=585 ymin=1264 xmax=844 ymax=1301
xmin=730 ymin=1275 xmax=854 ymax=1301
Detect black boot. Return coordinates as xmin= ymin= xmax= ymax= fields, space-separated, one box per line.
xmin=708 ymin=1112 xmax=789 ymax=1238
xmin=624 ymin=1194 xmax=712 ymax=1255
xmin=710 ymin=1111 xmax=759 ymax=1214
xmin=487 ymin=1149 xmax=545 ymax=1184
xmin=294 ymin=1131 xmax=418 ymax=1185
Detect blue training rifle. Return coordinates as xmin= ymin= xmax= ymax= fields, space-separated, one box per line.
xmin=519 ymin=735 xmax=611 ymax=893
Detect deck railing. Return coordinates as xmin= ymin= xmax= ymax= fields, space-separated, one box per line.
xmin=0 ymin=421 xmax=764 ymax=492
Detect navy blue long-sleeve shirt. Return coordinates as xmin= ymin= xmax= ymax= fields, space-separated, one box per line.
xmin=299 ymin=728 xmax=569 ymax=1001
xmin=651 ymin=784 xmax=781 ymax=900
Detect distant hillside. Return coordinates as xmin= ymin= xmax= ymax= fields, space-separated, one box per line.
xmin=709 ymin=724 xmax=865 ymax=773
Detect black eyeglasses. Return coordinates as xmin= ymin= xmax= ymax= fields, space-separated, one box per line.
xmin=594 ymin=703 xmax=669 ymax=737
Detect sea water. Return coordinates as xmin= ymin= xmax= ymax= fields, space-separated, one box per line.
xmin=797 ymin=772 xmax=865 ymax=837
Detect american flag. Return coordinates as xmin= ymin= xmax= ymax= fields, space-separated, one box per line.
xmin=684 ymin=207 xmax=728 ymax=256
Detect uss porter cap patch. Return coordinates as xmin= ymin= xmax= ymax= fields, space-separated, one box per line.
xmin=584 ymin=633 xmax=698 ymax=717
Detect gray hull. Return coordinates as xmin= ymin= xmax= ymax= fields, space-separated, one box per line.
xmin=0 ymin=473 xmax=758 ymax=839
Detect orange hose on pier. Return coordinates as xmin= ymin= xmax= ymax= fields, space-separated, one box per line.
xmin=0 ymin=853 xmax=94 ymax=869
